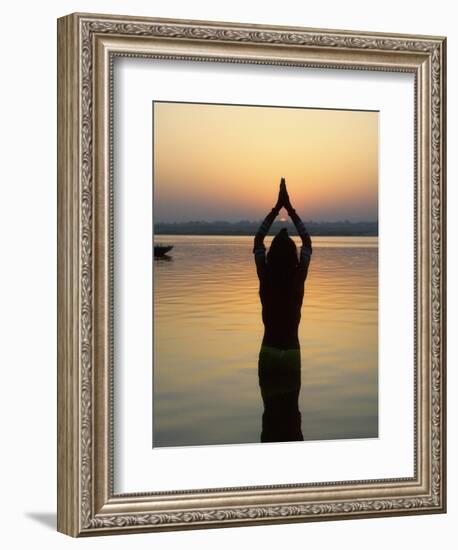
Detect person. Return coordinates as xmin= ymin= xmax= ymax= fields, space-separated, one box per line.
xmin=253 ymin=178 xmax=312 ymax=442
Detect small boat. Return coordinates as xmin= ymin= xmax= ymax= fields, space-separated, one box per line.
xmin=154 ymin=244 xmax=173 ymax=258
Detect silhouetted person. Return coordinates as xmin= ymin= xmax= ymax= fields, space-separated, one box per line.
xmin=253 ymin=178 xmax=312 ymax=442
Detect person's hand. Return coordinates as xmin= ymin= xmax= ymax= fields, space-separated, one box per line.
xmin=280 ymin=178 xmax=293 ymax=213
xmin=274 ymin=179 xmax=284 ymax=212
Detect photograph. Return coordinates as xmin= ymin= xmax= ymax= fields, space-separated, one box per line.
xmin=152 ymin=101 xmax=379 ymax=447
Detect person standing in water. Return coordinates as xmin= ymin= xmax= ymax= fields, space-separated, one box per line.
xmin=253 ymin=178 xmax=312 ymax=442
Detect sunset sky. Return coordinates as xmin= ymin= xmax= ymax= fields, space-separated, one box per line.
xmin=153 ymin=102 xmax=378 ymax=223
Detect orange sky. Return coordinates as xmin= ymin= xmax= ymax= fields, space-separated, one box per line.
xmin=153 ymin=102 xmax=378 ymax=222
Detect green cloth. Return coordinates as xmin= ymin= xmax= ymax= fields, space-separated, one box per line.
xmin=258 ymin=345 xmax=301 ymax=399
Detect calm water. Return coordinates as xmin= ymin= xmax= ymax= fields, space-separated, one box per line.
xmin=153 ymin=235 xmax=378 ymax=447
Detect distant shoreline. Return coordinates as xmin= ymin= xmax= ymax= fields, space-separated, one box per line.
xmin=154 ymin=220 xmax=378 ymax=238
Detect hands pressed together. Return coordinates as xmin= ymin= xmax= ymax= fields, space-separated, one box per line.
xmin=274 ymin=177 xmax=294 ymax=214
xmin=254 ymin=176 xmax=311 ymax=267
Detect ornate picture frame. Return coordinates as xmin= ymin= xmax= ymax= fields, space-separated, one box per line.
xmin=57 ymin=12 xmax=446 ymax=536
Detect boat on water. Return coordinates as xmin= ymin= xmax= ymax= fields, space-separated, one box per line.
xmin=154 ymin=244 xmax=173 ymax=258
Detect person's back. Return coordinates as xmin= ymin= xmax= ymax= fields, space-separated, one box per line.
xmin=258 ymin=251 xmax=305 ymax=349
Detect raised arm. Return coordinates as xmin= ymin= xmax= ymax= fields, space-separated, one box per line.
xmin=281 ymin=181 xmax=312 ymax=280
xmin=253 ymin=185 xmax=282 ymax=279
xmin=253 ymin=207 xmax=279 ymax=251
xmin=289 ymin=208 xmax=312 ymax=273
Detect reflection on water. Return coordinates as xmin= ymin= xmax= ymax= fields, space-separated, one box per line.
xmin=153 ymin=235 xmax=378 ymax=447
xmin=258 ymin=345 xmax=303 ymax=442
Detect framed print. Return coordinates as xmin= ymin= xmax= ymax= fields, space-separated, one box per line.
xmin=57 ymin=13 xmax=446 ymax=536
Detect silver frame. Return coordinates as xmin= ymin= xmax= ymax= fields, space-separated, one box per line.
xmin=57 ymin=13 xmax=446 ymax=537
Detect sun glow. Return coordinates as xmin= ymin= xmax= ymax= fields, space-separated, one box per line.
xmin=154 ymin=102 xmax=378 ymax=223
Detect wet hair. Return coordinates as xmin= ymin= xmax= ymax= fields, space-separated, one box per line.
xmin=266 ymin=228 xmax=298 ymax=284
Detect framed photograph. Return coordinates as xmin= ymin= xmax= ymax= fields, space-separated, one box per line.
xmin=57 ymin=13 xmax=446 ymax=536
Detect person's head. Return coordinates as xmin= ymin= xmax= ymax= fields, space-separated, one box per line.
xmin=266 ymin=228 xmax=298 ymax=279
